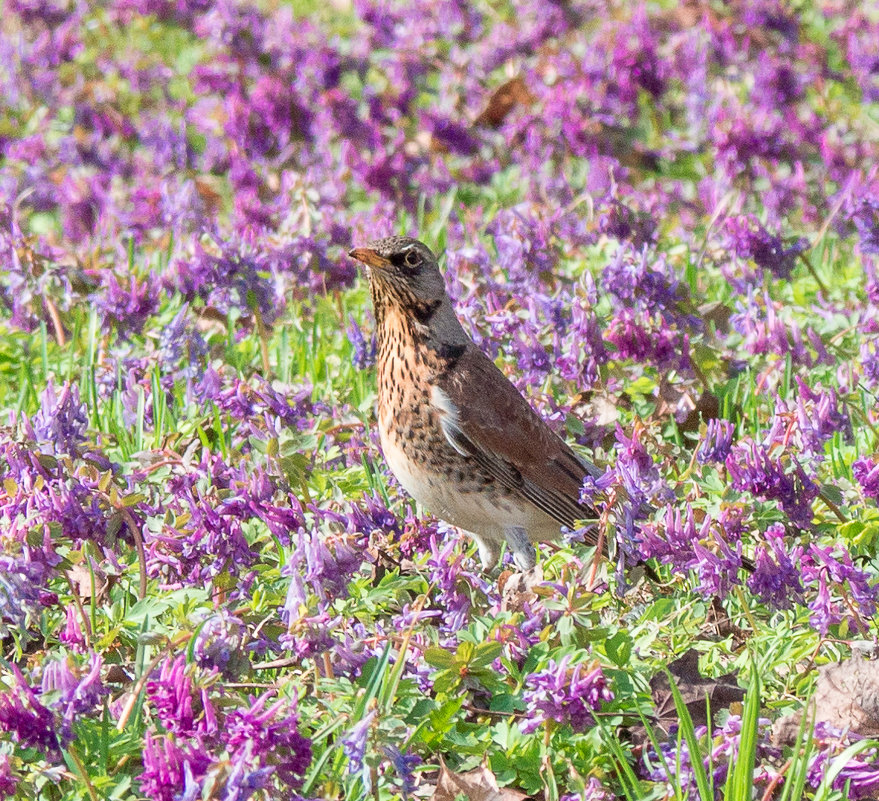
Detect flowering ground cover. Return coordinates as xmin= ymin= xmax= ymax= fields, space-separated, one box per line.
xmin=1 ymin=0 xmax=879 ymax=798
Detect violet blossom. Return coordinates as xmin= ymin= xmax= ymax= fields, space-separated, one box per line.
xmin=520 ymin=654 xmax=613 ymax=734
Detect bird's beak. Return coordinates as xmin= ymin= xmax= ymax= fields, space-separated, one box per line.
xmin=348 ymin=247 xmax=390 ymax=270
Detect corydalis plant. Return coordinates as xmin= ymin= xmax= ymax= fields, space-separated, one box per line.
xmin=520 ymin=654 xmax=613 ymax=735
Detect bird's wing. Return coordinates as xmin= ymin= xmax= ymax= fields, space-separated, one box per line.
xmin=431 ymin=345 xmax=601 ymax=544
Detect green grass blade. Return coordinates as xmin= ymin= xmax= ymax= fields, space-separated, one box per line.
xmin=664 ymin=668 xmax=713 ymax=801
xmin=724 ymin=664 xmax=760 ymax=801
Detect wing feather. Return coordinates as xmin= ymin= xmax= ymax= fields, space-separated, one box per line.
xmin=431 ymin=345 xmax=601 ymax=546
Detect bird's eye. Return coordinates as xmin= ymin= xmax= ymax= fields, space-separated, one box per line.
xmin=404 ymin=250 xmax=420 ymax=267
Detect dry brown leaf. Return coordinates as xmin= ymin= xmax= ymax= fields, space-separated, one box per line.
xmin=499 ymin=566 xmax=543 ymax=613
xmin=699 ymin=301 xmax=734 ymax=335
xmin=656 ymin=378 xmax=719 ymax=434
xmin=773 ymin=653 xmax=879 ymax=745
xmin=66 ymin=560 xmax=111 ymax=604
xmin=432 ymin=759 xmax=529 ymax=801
xmin=650 ymin=649 xmax=744 ymax=735
xmin=581 ymin=390 xmax=621 ymax=427
xmin=475 ymin=77 xmax=534 ymax=128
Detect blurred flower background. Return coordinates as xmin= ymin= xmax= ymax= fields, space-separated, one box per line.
xmin=1 ymin=0 xmax=879 ymax=798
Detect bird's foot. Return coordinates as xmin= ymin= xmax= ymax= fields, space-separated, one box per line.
xmin=503 ymin=526 xmax=536 ymax=571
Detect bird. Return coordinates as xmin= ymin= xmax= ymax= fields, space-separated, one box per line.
xmin=348 ymin=235 xmax=604 ymax=571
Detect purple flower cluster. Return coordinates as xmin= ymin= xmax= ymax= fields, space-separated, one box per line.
xmin=639 ymin=504 xmax=744 ymax=598
xmin=725 ymin=215 xmax=808 ymax=281
xmin=853 ymin=458 xmax=879 ymax=502
xmin=0 ymin=666 xmax=62 ymax=759
xmin=807 ymin=723 xmax=879 ymax=799
xmin=2 ymin=0 xmax=879 ymax=797
xmin=726 ymin=439 xmax=818 ymax=528
xmin=610 ymin=424 xmax=674 ymax=551
xmin=520 ymin=654 xmax=613 ymax=735
xmin=748 ymin=524 xmax=878 ymax=633
xmin=697 ymin=419 xmax=735 ymax=464
xmin=140 ymin=655 xmax=312 ymax=799
xmin=645 ymin=715 xmax=781 ymax=795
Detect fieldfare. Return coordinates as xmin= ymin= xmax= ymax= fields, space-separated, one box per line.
xmin=348 ymin=236 xmax=603 ymax=571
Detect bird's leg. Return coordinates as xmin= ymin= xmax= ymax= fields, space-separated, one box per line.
xmin=503 ymin=526 xmax=536 ymax=571
xmin=472 ymin=532 xmax=501 ymax=571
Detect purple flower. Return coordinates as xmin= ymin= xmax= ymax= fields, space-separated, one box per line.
xmin=792 ymin=378 xmax=851 ymax=457
xmin=725 ymin=439 xmax=818 ymax=528
xmin=805 ymin=545 xmax=878 ymax=629
xmin=223 ymin=692 xmax=312 ymax=788
xmin=725 ymin=215 xmax=807 ymax=281
xmin=555 ymin=296 xmax=608 ymax=387
xmin=341 ymin=709 xmax=376 ymax=774
xmin=747 ymin=524 xmax=805 ymax=610
xmin=609 ymin=6 xmax=667 ymax=100
xmin=98 ymin=272 xmax=161 ymax=336
xmin=40 ymin=653 xmax=106 ymax=742
xmin=697 ymin=419 xmax=734 ymax=464
xmin=349 ymin=493 xmax=401 ymax=538
xmin=346 ymin=314 xmax=376 ymax=369
xmin=145 ymin=656 xmax=208 ymax=738
xmin=520 ymin=654 xmax=613 ymax=734
xmin=851 ymin=198 xmax=879 ymax=254
xmin=563 ymin=777 xmax=613 ymax=801
xmin=0 ymin=554 xmax=51 ymax=641
xmin=838 ymin=13 xmax=879 ymax=103
xmin=217 ymin=743 xmax=275 ymax=801
xmin=174 ymin=234 xmax=286 ymax=324
xmin=860 ymin=339 xmax=879 ymax=389
xmin=425 ymin=536 xmax=489 ymax=634
xmin=0 ymin=665 xmax=61 ymax=758
xmin=639 ymin=504 xmax=743 ymax=598
xmin=58 ymin=605 xmax=85 ymax=649
xmin=601 ymin=247 xmax=680 ymax=315
xmin=812 ymin=730 xmax=879 ymax=799
xmin=28 ymin=380 xmax=88 ymax=456
xmin=158 ymin=304 xmax=208 ymax=378
xmin=138 ymin=732 xmax=211 ymax=801
xmin=615 ymin=425 xmax=674 ymax=504
xmin=644 ymin=714 xmax=780 ymax=794
xmin=0 ymin=752 xmax=17 ymax=797
xmin=748 ymin=526 xmax=878 ymax=633
xmin=598 ymin=200 xmax=656 ymax=247
xmin=853 ymin=457 xmax=879 ymax=501
xmin=487 ymin=207 xmax=560 ymax=283
xmin=384 ymin=745 xmax=421 ymax=799
xmin=584 ymin=425 xmax=678 ymax=582
xmin=422 ymin=111 xmax=479 ymax=156
xmin=193 ymin=610 xmax=246 ymax=678
xmin=605 ymin=308 xmax=690 ymax=372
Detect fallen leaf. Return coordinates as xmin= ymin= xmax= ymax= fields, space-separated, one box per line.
xmin=431 ymin=759 xmax=529 ymax=801
xmin=66 ymin=560 xmax=111 ymax=604
xmin=580 ymin=390 xmax=622 ymax=427
xmin=650 ymin=649 xmax=744 ymax=735
xmin=773 ymin=653 xmax=879 ymax=745
xmin=656 ymin=378 xmax=719 ymax=433
xmin=699 ymin=301 xmax=734 ymax=334
xmin=475 ymin=77 xmax=533 ymax=128
xmin=499 ymin=566 xmax=543 ymax=613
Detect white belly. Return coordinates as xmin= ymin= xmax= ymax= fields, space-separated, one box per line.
xmin=379 ymin=426 xmax=561 ymax=541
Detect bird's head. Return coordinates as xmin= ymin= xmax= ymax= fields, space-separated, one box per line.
xmin=348 ymin=236 xmax=449 ymax=311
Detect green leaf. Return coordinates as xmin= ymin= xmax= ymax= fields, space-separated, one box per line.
xmin=604 ymin=632 xmax=634 ymax=667
xmin=423 ymin=647 xmax=456 ymax=669
xmin=470 ymin=641 xmax=504 ymax=669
